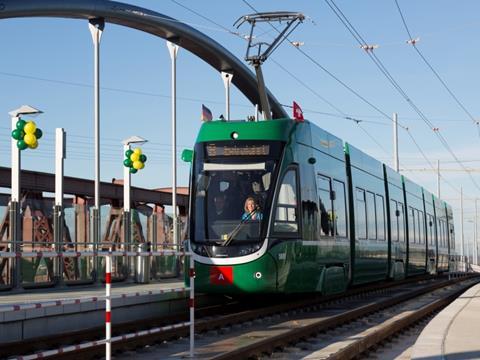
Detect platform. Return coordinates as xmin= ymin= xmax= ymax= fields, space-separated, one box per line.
xmin=411 ymin=281 xmax=480 ymax=360
xmin=0 ymin=279 xmax=195 ymax=345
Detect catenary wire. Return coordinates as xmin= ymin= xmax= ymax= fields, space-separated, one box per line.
xmin=393 ymin=0 xmax=480 ymax=138
xmin=324 ymin=0 xmax=479 ymax=193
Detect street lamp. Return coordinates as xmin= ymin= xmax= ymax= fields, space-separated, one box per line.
xmin=122 ymin=136 xmax=147 ymax=248
xmin=8 ymin=105 xmax=43 ymax=288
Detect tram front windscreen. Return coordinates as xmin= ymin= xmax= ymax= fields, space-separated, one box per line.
xmin=190 ymin=140 xmax=283 ymax=257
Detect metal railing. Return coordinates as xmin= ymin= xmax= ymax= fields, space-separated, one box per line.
xmin=0 ymin=249 xmax=195 ymax=359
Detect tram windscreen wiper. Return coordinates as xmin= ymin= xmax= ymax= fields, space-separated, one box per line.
xmin=222 ymin=208 xmax=260 ymax=246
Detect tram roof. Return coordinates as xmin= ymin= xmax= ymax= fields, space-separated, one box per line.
xmin=196 ymin=118 xmax=297 ymax=143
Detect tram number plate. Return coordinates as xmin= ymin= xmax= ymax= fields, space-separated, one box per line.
xmin=210 ymin=266 xmax=233 ymax=285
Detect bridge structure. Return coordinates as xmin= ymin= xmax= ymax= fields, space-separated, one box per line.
xmin=0 ymin=166 xmax=188 ymax=289
xmin=0 ymin=0 xmax=289 ymax=291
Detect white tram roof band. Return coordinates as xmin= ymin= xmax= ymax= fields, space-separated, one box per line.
xmin=203 ymin=162 xmax=266 ymax=171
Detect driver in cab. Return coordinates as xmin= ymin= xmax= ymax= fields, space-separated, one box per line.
xmin=242 ymin=197 xmax=263 ymax=221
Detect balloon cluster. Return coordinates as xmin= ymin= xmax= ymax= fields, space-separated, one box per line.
xmin=123 ymin=148 xmax=147 ymax=174
xmin=11 ymin=119 xmax=43 ymax=150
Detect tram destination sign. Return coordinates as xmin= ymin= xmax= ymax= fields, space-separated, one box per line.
xmin=206 ymin=144 xmax=270 ymax=157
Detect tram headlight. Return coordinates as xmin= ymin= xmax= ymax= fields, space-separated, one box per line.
xmin=254 ymin=272 xmax=262 ymax=279
xmin=230 ymin=131 xmax=239 ymax=140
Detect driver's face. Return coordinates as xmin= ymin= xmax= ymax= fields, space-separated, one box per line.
xmin=246 ymin=200 xmax=255 ymax=212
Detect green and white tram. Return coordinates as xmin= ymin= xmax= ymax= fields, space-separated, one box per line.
xmin=185 ymin=118 xmax=455 ymax=294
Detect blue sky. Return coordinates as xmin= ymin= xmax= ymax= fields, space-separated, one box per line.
xmin=0 ymin=0 xmax=479 ymax=254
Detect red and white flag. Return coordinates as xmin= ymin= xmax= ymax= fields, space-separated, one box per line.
xmin=293 ymin=101 xmax=304 ymax=122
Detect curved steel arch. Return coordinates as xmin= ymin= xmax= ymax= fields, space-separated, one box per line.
xmin=0 ymin=0 xmax=287 ymax=119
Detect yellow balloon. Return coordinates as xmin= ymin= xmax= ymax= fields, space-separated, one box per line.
xmin=133 ymin=148 xmax=142 ymax=155
xmin=130 ymin=152 xmax=140 ymax=162
xmin=24 ymin=121 xmax=37 ymax=134
xmin=24 ymin=133 xmax=37 ymax=146
xmin=133 ymin=160 xmax=143 ymax=170
xmin=29 ymin=141 xmax=38 ymax=149
xmin=139 ymin=161 xmax=145 ymax=169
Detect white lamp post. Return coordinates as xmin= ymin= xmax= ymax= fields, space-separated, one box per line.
xmin=8 ymin=105 xmax=43 ymax=289
xmin=221 ymin=72 xmax=233 ymax=120
xmin=88 ymin=18 xmax=104 ymax=282
xmin=122 ymin=136 xmax=147 ymax=248
xmin=54 ymin=128 xmax=66 ymax=285
xmin=167 ymin=41 xmax=179 ymax=247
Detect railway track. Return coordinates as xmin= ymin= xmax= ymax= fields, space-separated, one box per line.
xmin=5 ymin=274 xmax=476 ymax=359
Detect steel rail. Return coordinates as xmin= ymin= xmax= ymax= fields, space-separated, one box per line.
xmin=7 ymin=274 xmax=465 ymax=359
xmin=326 ymin=284 xmax=475 ymax=360
xmin=209 ymin=275 xmax=478 ymax=360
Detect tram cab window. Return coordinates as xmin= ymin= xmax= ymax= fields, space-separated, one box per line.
xmin=273 ymin=169 xmax=299 ymax=234
xmin=192 ymin=159 xmax=277 ymax=244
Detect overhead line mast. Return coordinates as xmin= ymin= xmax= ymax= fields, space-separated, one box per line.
xmin=234 ymin=12 xmax=304 ymax=120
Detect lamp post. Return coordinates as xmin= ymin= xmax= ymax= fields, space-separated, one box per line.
xmin=88 ymin=18 xmax=104 ymax=281
xmin=122 ymin=136 xmax=147 ymax=249
xmin=475 ymin=198 xmax=479 ymax=266
xmin=54 ymin=128 xmax=66 ymax=285
xmin=167 ymin=41 xmax=179 ymax=247
xmin=8 ymin=105 xmax=43 ymax=289
xmin=221 ymin=72 xmax=233 ymax=120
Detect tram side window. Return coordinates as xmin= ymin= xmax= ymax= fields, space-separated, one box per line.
xmin=418 ymin=210 xmax=425 ymax=245
xmin=414 ymin=209 xmax=419 ymax=244
xmin=333 ymin=180 xmax=347 ymax=238
xmin=376 ymin=194 xmax=385 ymax=240
xmin=450 ymin=224 xmax=455 ymax=249
xmin=273 ymin=169 xmax=299 ymax=234
xmin=445 ymin=222 xmax=448 ymax=248
xmin=356 ymin=188 xmax=367 ymax=239
xmin=445 ymin=222 xmax=449 ymax=248
xmin=427 ymin=214 xmax=434 ymax=246
xmin=449 ymin=224 xmax=455 ymax=249
xmin=442 ymin=221 xmax=446 ymax=248
xmin=437 ymin=219 xmax=442 ymax=248
xmin=390 ymin=200 xmax=399 ymax=242
xmin=440 ymin=221 xmax=444 ymax=248
xmin=366 ymin=192 xmax=377 ymax=240
xmin=318 ymin=175 xmax=334 ymax=237
xmin=442 ymin=221 xmax=447 ymax=248
xmin=398 ymin=202 xmax=405 ymax=242
xmin=408 ymin=207 xmax=415 ymax=244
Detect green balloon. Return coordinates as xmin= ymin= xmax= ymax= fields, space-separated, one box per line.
xmin=35 ymin=128 xmax=43 ymax=139
xmin=16 ymin=119 xmax=26 ymax=131
xmin=17 ymin=140 xmax=28 ymax=150
xmin=125 ymin=149 xmax=133 ymax=158
xmin=11 ymin=129 xmax=22 ymax=140
xmin=129 ymin=167 xmax=138 ymax=174
xmin=123 ymin=159 xmax=132 ymax=167
xmin=139 ymin=154 xmax=147 ymax=162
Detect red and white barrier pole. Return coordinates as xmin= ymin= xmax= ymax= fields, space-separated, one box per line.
xmin=189 ymin=254 xmax=195 ymax=357
xmin=105 ymin=253 xmax=112 ymax=360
